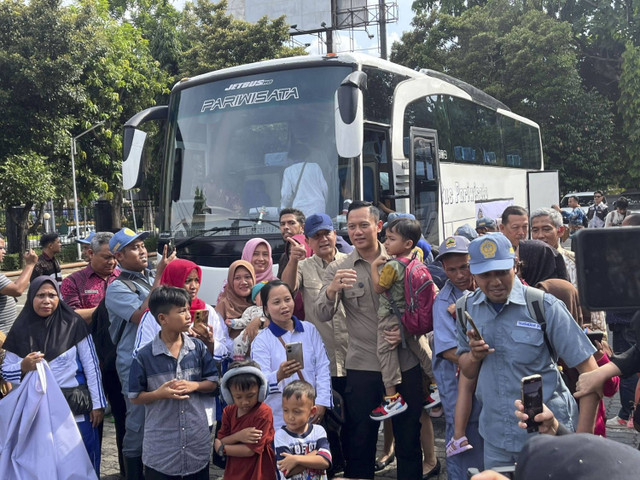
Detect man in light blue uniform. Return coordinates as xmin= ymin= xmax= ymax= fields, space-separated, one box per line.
xmin=432 ymin=236 xmax=484 ymax=479
xmin=456 ymin=233 xmax=599 ymax=469
xmin=105 ymin=228 xmax=174 ymax=479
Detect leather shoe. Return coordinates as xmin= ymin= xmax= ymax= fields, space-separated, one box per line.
xmin=374 ymin=453 xmax=395 ymax=471
xmin=423 ymin=459 xmax=441 ymax=479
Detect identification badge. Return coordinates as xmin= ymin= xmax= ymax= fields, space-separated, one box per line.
xmin=83 ymin=289 xmax=99 ymax=294
xmin=516 ymin=320 xmax=541 ymax=330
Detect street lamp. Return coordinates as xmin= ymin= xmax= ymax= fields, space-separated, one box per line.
xmin=71 ymin=121 xmax=104 ymax=260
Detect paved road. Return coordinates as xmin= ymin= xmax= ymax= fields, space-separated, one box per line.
xmin=98 ymin=392 xmax=639 ymax=479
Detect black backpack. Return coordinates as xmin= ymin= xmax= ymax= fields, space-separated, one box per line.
xmin=91 ymin=276 xmax=145 ymax=372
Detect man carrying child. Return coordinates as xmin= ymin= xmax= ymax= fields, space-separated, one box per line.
xmin=369 ymin=217 xmax=435 ymax=420
xmin=318 ymin=201 xmax=424 ymax=479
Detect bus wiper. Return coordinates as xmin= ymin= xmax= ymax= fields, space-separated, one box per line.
xmin=175 ymin=223 xmax=256 ymax=249
xmin=232 ymin=217 xmax=281 ymax=228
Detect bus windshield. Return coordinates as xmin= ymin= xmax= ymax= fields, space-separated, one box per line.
xmin=165 ymin=65 xmax=353 ymax=238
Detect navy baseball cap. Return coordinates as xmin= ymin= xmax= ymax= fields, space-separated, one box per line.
xmin=76 ymin=231 xmax=96 ymax=245
xmin=304 ymin=213 xmax=334 ymax=238
xmin=468 ymin=233 xmax=515 ymax=274
xmin=109 ymin=228 xmax=150 ymax=253
xmin=436 ymin=235 xmax=470 ymax=261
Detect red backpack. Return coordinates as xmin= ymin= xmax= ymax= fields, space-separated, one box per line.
xmin=385 ymin=253 xmax=437 ymax=335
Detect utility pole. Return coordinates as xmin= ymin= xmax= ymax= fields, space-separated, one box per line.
xmin=379 ymin=0 xmax=387 ymax=59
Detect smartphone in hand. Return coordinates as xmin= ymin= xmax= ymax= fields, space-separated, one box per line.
xmin=464 ymin=312 xmax=484 ymax=342
xmin=192 ymin=309 xmax=209 ymax=326
xmin=521 ymin=374 xmax=543 ymax=433
xmin=285 ymin=342 xmax=304 ymax=369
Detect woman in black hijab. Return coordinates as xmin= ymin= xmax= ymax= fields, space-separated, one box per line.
xmin=517 ymin=239 xmax=569 ymax=285
xmin=1 ymin=277 xmax=106 ymax=475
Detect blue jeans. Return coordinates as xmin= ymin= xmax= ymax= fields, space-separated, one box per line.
xmin=611 ymin=323 xmax=639 ymax=420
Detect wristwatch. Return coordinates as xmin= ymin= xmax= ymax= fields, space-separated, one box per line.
xmin=259 ymin=317 xmax=266 ymax=329
xmin=217 ymin=442 xmax=226 ymax=458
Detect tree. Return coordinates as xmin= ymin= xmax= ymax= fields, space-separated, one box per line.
xmin=618 ymin=43 xmax=640 ymax=186
xmin=72 ymin=0 xmax=170 ymax=228
xmin=0 ymin=154 xmax=56 ymax=257
xmin=0 ymin=0 xmax=93 ymax=249
xmin=392 ymin=0 xmax=617 ymax=193
xmin=178 ymin=0 xmax=306 ymax=77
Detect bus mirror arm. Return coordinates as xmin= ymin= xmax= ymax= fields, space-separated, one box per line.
xmin=122 ymin=106 xmax=168 ymax=190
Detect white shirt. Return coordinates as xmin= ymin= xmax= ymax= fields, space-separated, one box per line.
xmin=251 ymin=318 xmax=332 ymax=430
xmin=280 ymin=162 xmax=328 ymax=217
xmin=2 ymin=337 xmax=107 ymax=421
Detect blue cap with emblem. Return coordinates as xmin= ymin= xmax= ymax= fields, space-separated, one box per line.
xmin=109 ymin=228 xmax=150 ymax=253
xmin=468 ymin=233 xmax=515 ymax=274
xmin=436 ymin=235 xmax=470 ymax=261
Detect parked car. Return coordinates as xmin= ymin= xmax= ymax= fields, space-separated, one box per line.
xmin=559 ymin=192 xmax=594 ymax=216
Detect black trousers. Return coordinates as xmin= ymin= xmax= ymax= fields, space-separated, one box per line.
xmin=343 ymin=366 xmax=423 ymax=479
xmin=326 ymin=376 xmax=347 ymax=473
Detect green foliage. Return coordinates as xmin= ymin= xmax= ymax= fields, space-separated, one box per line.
xmin=178 ymin=0 xmax=306 ymax=77
xmin=0 ymin=154 xmax=56 ymax=207
xmin=1 ymin=254 xmax=20 ymax=272
xmin=618 ymin=43 xmax=640 ymax=186
xmin=392 ymin=0 xmax=618 ymax=193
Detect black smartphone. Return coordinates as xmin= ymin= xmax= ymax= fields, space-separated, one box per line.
xmin=464 ymin=311 xmax=484 ymax=342
xmin=586 ymin=331 xmax=604 ymax=345
xmin=521 ymin=374 xmax=543 ymax=433
xmin=573 ymin=227 xmax=640 ymax=310
xmin=285 ymin=342 xmax=304 ymax=369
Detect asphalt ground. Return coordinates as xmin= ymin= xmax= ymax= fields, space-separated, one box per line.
xmin=98 ymin=393 xmax=638 ymax=480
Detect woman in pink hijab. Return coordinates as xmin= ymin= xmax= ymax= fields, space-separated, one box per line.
xmin=241 ymin=238 xmax=277 ymax=283
xmin=216 ymin=238 xmax=277 ymax=304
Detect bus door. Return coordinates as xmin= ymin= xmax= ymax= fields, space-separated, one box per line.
xmin=356 ymin=128 xmax=392 ymax=205
xmin=410 ymin=127 xmax=441 ymax=245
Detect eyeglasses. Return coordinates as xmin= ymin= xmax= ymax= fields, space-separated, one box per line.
xmin=594 ymin=195 xmax=602 ymax=198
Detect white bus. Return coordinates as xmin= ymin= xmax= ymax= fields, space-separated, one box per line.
xmin=123 ymin=53 xmax=555 ymax=302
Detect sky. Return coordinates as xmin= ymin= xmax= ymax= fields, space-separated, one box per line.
xmin=168 ymin=1 xmax=416 ymax=59
xmin=298 ymin=1 xmax=414 ymax=58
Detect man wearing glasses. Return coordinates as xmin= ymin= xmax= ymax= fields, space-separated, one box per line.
xmin=587 ymin=191 xmax=608 ymax=228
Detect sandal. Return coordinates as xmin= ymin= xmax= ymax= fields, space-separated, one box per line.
xmin=446 ymin=436 xmax=474 ymax=457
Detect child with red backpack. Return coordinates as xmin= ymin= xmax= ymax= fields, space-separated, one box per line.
xmin=370 ymin=217 xmax=438 ymax=420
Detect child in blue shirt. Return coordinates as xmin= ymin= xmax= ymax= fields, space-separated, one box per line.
xmin=129 ymin=286 xmax=219 ymax=479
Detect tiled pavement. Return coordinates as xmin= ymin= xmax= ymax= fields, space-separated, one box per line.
xmin=100 ymin=393 xmax=638 ymax=479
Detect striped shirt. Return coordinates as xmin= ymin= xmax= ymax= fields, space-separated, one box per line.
xmin=129 ymin=333 xmax=219 ymax=476
xmin=275 ymin=424 xmax=332 ymax=480
xmin=0 ymin=274 xmax=17 ymax=334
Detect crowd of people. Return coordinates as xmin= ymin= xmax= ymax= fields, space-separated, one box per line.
xmin=0 ymin=191 xmax=638 ymax=480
